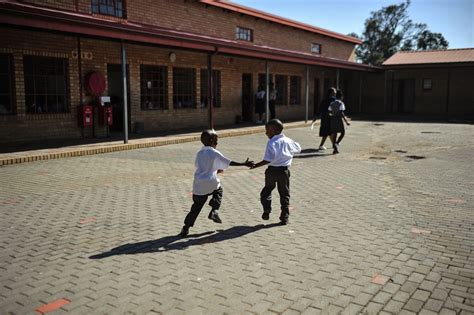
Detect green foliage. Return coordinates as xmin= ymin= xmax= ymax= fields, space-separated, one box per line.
xmin=351 ymin=0 xmax=449 ymax=65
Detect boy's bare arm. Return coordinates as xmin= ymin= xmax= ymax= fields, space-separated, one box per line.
xmin=230 ymin=158 xmax=254 ymax=167
xmin=341 ymin=113 xmax=351 ymax=125
xmin=250 ymin=160 xmax=270 ymax=169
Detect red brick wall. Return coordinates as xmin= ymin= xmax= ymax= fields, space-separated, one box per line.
xmin=18 ymin=0 xmax=356 ymax=61
xmin=0 ymin=27 xmax=320 ymax=143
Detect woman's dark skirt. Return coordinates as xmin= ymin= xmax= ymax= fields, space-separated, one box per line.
xmin=319 ymin=115 xmax=331 ymax=137
xmin=330 ymin=116 xmax=345 ymax=133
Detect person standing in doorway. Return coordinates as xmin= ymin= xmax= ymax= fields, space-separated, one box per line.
xmin=312 ymin=87 xmax=336 ymax=150
xmin=269 ymin=82 xmax=277 ymax=120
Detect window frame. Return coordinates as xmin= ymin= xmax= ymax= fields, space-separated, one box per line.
xmin=236 ymin=26 xmax=253 ymax=42
xmin=200 ymin=69 xmax=221 ymax=108
xmin=275 ymin=74 xmax=288 ymax=105
xmin=91 ymin=0 xmax=126 ymax=18
xmin=289 ymin=75 xmax=302 ymax=105
xmin=23 ymin=55 xmax=69 ymax=114
xmin=0 ymin=53 xmax=15 ymax=115
xmin=311 ymin=43 xmax=322 ymax=55
xmin=173 ymin=67 xmax=196 ymax=109
xmin=140 ymin=65 xmax=168 ymax=110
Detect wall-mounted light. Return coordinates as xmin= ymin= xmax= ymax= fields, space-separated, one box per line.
xmin=147 ymin=81 xmax=152 ymax=89
xmin=169 ymin=52 xmax=177 ymax=63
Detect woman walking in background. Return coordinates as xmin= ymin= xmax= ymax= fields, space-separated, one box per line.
xmin=312 ymin=87 xmax=336 ymax=150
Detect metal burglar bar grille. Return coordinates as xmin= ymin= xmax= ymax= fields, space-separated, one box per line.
xmin=0 ymin=54 xmax=14 ymax=114
xmin=173 ymin=67 xmax=196 ymax=109
xmin=290 ymin=75 xmax=301 ymax=105
xmin=141 ymin=65 xmax=168 ymax=110
xmin=23 ymin=56 xmax=69 ymax=114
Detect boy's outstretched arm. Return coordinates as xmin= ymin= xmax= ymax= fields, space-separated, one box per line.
xmin=230 ymin=157 xmax=254 ymax=167
xmin=250 ymin=160 xmax=270 ymax=169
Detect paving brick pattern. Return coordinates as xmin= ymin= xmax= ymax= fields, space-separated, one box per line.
xmin=0 ymin=121 xmax=472 ymax=314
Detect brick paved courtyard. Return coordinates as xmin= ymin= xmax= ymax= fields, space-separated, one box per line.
xmin=0 ymin=121 xmax=473 ymax=314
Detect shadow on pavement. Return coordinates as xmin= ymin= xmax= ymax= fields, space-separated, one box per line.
xmin=90 ymin=224 xmax=281 ymax=259
xmin=295 ymin=148 xmax=332 ymax=159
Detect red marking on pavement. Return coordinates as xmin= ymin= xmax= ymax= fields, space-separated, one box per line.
xmin=35 ymin=298 xmax=70 ymax=314
xmin=3 ymin=199 xmax=20 ymax=205
xmin=446 ymin=198 xmax=465 ymax=204
xmin=289 ymin=206 xmax=294 ymax=212
xmin=104 ymin=183 xmax=112 ymax=187
xmin=187 ymin=192 xmax=193 ymax=198
xmin=411 ymin=227 xmax=431 ymax=235
xmin=336 ymin=185 xmax=344 ymax=190
xmin=251 ymin=176 xmax=259 ymax=181
xmin=79 ymin=217 xmax=96 ymax=224
xmin=371 ymin=273 xmax=389 ymax=285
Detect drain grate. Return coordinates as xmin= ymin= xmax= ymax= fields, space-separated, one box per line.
xmin=394 ymin=150 xmax=408 ymax=153
xmin=369 ymin=156 xmax=387 ymax=160
xmin=421 ymin=131 xmax=441 ymax=134
xmin=373 ymin=123 xmax=385 ymax=126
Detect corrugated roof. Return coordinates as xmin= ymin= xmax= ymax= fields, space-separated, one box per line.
xmin=383 ymin=48 xmax=474 ymax=66
xmin=199 ymin=0 xmax=362 ymax=45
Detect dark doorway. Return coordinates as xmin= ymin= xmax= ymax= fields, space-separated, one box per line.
xmin=107 ymin=64 xmax=130 ymax=132
xmin=242 ymin=73 xmax=253 ymax=122
xmin=313 ymin=78 xmax=320 ymax=115
xmin=397 ymin=79 xmax=415 ymax=113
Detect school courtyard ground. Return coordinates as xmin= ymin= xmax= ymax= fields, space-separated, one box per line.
xmin=0 ymin=120 xmax=473 ymax=314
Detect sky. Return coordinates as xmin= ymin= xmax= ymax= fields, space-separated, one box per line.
xmin=232 ymin=0 xmax=473 ymax=49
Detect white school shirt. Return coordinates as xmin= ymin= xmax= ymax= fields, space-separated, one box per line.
xmin=263 ymin=134 xmax=302 ymax=167
xmin=193 ymin=146 xmax=232 ymax=196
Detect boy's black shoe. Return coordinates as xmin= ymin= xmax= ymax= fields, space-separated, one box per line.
xmin=179 ymin=225 xmax=189 ymax=237
xmin=208 ymin=210 xmax=222 ymax=223
xmin=262 ymin=212 xmax=270 ymax=220
xmin=279 ymin=220 xmax=288 ymax=225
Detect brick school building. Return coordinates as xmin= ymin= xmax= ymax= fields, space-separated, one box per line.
xmin=0 ymin=0 xmax=381 ymax=143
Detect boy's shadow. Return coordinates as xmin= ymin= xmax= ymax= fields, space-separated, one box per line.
xmin=90 ymin=223 xmax=281 ymax=259
xmin=294 ymin=148 xmax=332 ymax=159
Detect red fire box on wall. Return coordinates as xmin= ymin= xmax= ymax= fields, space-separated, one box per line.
xmin=78 ymin=104 xmax=93 ymax=127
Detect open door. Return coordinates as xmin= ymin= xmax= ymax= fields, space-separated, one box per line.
xmin=107 ymin=64 xmax=130 ymax=132
xmin=242 ymin=73 xmax=253 ymax=122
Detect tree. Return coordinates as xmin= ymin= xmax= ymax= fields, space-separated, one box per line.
xmin=351 ymin=0 xmax=449 ymax=65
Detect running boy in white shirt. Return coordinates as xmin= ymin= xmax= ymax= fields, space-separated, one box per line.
xmin=180 ymin=130 xmax=253 ymax=237
xmin=251 ymin=119 xmax=301 ymax=225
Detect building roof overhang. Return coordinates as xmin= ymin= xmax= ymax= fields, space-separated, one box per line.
xmin=0 ymin=0 xmax=379 ymax=72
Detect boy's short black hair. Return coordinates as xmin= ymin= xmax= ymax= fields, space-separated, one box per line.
xmin=266 ymin=119 xmax=284 ymax=134
xmin=201 ymin=129 xmax=217 ymax=145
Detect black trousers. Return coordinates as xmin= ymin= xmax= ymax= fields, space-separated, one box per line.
xmin=184 ymin=187 xmax=223 ymax=227
xmin=260 ymin=166 xmax=290 ymax=221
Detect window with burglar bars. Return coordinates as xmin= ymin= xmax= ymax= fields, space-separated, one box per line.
xmin=275 ymin=75 xmax=288 ymax=105
xmin=200 ymin=69 xmax=221 ymax=108
xmin=91 ymin=0 xmax=125 ymax=18
xmin=173 ymin=67 xmax=196 ymax=109
xmin=0 ymin=54 xmax=14 ymax=114
xmin=236 ymin=27 xmax=253 ymax=42
xmin=140 ymin=65 xmax=168 ymax=110
xmin=23 ymin=56 xmax=69 ymax=114
xmin=289 ymin=76 xmax=301 ymax=105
